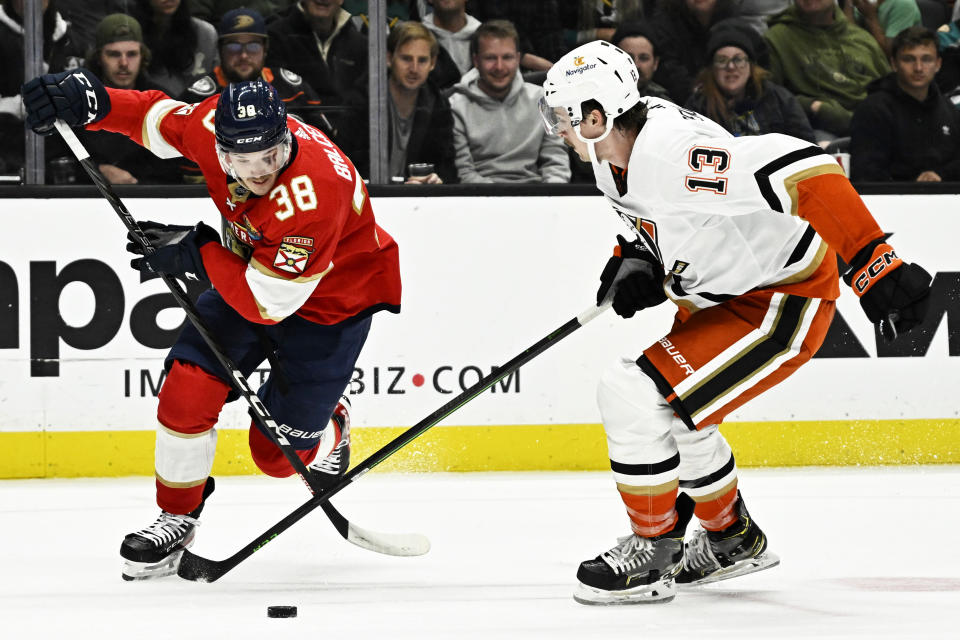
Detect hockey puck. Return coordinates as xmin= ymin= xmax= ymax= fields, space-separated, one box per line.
xmin=267 ymin=605 xmax=298 ymax=618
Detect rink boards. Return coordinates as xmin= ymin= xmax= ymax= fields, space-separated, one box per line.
xmin=0 ymin=193 xmax=957 ymax=477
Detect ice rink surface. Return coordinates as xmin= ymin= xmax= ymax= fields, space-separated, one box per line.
xmin=2 ymin=467 xmax=959 ymax=640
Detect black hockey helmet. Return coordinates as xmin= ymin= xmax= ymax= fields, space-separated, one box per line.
xmin=214 ymin=79 xmax=291 ymax=179
xmin=214 ymin=79 xmax=288 ymax=154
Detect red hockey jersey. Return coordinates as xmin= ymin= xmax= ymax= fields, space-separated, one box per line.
xmin=88 ymin=88 xmax=401 ymax=326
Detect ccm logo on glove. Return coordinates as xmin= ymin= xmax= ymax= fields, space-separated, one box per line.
xmin=852 ymin=243 xmax=902 ymax=296
xmin=74 ymin=73 xmax=100 ymax=124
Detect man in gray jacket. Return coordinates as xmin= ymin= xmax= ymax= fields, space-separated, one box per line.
xmin=449 ymin=20 xmax=571 ymax=184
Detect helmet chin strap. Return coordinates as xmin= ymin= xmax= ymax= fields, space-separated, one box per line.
xmin=573 ymin=114 xmax=615 ymax=165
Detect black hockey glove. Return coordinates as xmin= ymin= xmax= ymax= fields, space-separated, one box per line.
xmin=127 ymin=221 xmax=220 ymax=282
xmin=843 ymin=238 xmax=932 ymax=341
xmin=596 ymin=234 xmax=667 ymax=319
xmin=22 ymin=68 xmax=110 ymax=136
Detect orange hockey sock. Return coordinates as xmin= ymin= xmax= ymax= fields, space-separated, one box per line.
xmin=694 ymin=485 xmax=739 ymax=531
xmin=619 ymin=486 xmax=679 ymax=537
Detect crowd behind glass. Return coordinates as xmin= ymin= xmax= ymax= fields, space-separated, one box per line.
xmin=3 ymin=0 xmax=960 ymax=186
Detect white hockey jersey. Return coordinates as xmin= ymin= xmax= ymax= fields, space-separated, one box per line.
xmin=594 ymin=98 xmax=849 ymax=313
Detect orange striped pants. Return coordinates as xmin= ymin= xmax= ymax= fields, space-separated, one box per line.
xmin=598 ymin=291 xmax=835 ymax=536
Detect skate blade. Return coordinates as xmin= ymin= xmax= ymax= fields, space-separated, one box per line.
xmin=678 ymin=551 xmax=780 ymax=588
xmin=573 ymin=579 xmax=676 ymax=605
xmin=121 ymin=549 xmax=185 ymax=581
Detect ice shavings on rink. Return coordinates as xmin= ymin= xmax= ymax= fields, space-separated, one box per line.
xmin=2 ymin=467 xmax=958 ymax=639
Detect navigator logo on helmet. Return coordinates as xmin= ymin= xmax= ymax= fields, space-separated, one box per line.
xmin=215 ymin=79 xmax=292 ymax=185
xmin=539 ymin=41 xmax=641 ymax=154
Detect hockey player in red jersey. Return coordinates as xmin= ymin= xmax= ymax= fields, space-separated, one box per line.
xmin=538 ymin=42 xmax=932 ymax=605
xmin=22 ymin=69 xmax=401 ymax=580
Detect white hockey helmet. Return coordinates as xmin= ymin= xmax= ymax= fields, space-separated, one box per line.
xmin=539 ymin=40 xmax=641 ymax=145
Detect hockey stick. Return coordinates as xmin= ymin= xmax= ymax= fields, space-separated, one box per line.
xmin=177 ymin=301 xmax=611 ymax=582
xmin=54 ymin=120 xmax=428 ymax=558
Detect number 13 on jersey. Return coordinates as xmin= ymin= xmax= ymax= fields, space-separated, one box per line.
xmin=685 ymin=146 xmax=730 ymax=195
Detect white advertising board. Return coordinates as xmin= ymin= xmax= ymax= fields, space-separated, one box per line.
xmin=0 ymin=194 xmax=956 ymax=432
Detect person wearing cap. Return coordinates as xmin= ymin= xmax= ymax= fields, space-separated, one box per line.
xmin=610 ymin=21 xmax=671 ymax=101
xmin=180 ymin=7 xmax=328 ymax=182
xmin=73 ymin=13 xmax=182 ymax=184
xmin=87 ymin=13 xmax=158 ymax=91
xmin=685 ymin=23 xmax=816 ymax=143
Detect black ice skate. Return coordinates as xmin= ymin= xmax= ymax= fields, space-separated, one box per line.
xmin=675 ymin=491 xmax=780 ymax=587
xmin=120 ymin=476 xmax=215 ymax=581
xmin=308 ymin=396 xmax=351 ymax=491
xmin=574 ymin=496 xmax=694 ymax=605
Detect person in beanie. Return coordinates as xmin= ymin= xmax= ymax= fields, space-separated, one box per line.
xmin=685 ymin=23 xmax=815 ymax=143
xmin=87 ymin=13 xmax=157 ymax=90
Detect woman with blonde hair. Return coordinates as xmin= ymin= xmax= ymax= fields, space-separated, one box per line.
xmin=685 ymin=25 xmax=815 ymax=142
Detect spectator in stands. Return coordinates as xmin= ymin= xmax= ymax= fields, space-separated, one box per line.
xmin=850 ymin=25 xmax=960 ymax=181
xmin=179 ymin=8 xmax=330 ymax=182
xmin=611 ymin=21 xmax=672 ymax=101
xmin=422 ymin=0 xmax=481 ymax=79
xmin=449 ymin=20 xmax=570 ymax=183
xmin=266 ymin=0 xmax=370 ymax=173
xmin=131 ymin=0 xmax=219 ymax=97
xmin=0 ymin=0 xmax=82 ymax=178
xmin=650 ymin=0 xmax=741 ymax=105
xmin=765 ymin=0 xmax=889 ymax=141
xmin=182 ymin=8 xmax=325 ymax=125
xmin=686 ymin=24 xmax=816 ymax=142
xmin=77 ymin=13 xmax=182 ymax=184
xmin=386 ymin=21 xmax=457 ymax=184
xmin=739 ymin=0 xmax=919 ymax=41
xmin=843 ymin=0 xmax=922 ymax=56
xmin=468 ymin=0 xmax=566 ymax=71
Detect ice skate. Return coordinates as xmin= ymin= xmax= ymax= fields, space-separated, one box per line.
xmin=120 ymin=477 xmax=215 ymax=581
xmin=676 ymin=492 xmax=780 ymax=587
xmin=308 ymin=396 xmax=351 ymax=491
xmin=574 ymin=531 xmax=685 ymax=605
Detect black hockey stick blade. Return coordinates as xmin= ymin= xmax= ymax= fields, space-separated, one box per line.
xmin=52 ymin=120 xmax=429 ymax=560
xmin=177 ymin=302 xmax=611 ymax=582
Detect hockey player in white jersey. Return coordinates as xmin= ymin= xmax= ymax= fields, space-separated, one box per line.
xmin=539 ymin=41 xmax=933 ymax=605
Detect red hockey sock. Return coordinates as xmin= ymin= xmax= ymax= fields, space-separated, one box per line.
xmin=248 ymin=425 xmax=319 ymax=478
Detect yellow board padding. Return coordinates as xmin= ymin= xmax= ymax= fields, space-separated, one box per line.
xmin=1 ymin=419 xmax=958 ymax=479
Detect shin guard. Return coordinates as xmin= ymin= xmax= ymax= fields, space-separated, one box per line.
xmin=154 ymin=360 xmax=230 ymax=514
